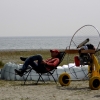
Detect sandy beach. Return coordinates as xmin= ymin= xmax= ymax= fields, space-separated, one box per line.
xmin=0 ymin=80 xmax=100 ymax=100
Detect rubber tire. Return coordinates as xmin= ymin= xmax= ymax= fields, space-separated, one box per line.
xmin=59 ymin=73 xmax=71 ymax=86
xmin=89 ymin=76 xmax=100 ymax=90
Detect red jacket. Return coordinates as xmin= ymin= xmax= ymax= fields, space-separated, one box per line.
xmin=45 ymin=58 xmax=60 ymax=71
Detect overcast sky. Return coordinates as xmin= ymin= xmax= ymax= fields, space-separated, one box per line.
xmin=0 ymin=0 xmax=100 ymax=37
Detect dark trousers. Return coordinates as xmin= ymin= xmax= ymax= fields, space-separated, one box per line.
xmin=20 ymin=54 xmax=46 ymax=72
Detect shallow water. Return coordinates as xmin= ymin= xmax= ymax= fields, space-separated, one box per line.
xmin=0 ymin=36 xmax=99 ymax=50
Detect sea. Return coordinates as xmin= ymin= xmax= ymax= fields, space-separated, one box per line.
xmin=0 ymin=36 xmax=100 ymax=50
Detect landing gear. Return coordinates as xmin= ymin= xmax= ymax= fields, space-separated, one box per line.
xmin=89 ymin=76 xmax=100 ymax=90
xmin=59 ymin=73 xmax=71 ymax=86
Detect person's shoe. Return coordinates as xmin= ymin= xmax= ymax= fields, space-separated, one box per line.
xmin=20 ymin=57 xmax=27 ymax=61
xmin=15 ymin=69 xmax=24 ymax=77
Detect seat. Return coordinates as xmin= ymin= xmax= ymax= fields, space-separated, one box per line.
xmin=20 ymin=51 xmax=66 ymax=85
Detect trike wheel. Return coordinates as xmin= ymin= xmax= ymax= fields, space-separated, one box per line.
xmin=89 ymin=76 xmax=100 ymax=90
xmin=59 ymin=73 xmax=71 ymax=86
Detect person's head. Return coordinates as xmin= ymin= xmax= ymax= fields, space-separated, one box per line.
xmin=50 ymin=49 xmax=59 ymax=58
